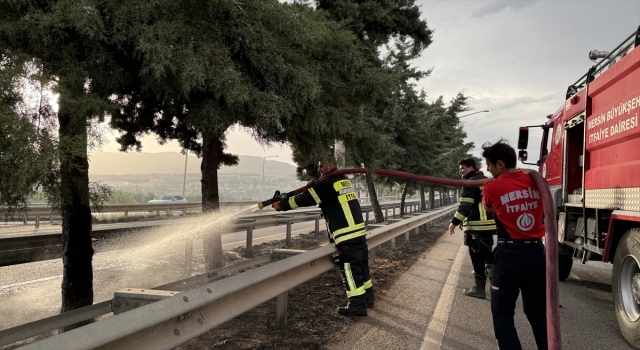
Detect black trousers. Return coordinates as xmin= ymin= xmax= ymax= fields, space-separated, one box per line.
xmin=466 ymin=232 xmax=494 ymax=278
xmin=491 ymin=243 xmax=547 ymax=350
xmin=337 ymin=241 xmax=372 ymax=298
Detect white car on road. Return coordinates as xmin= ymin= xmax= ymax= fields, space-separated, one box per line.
xmin=148 ymin=195 xmax=188 ymax=204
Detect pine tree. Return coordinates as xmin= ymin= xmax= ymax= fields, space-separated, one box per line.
xmin=0 ymin=0 xmax=129 ymax=325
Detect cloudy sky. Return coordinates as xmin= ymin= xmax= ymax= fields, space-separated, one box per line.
xmin=99 ymin=0 xmax=640 ymax=169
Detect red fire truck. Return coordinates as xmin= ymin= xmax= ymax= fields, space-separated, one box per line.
xmin=517 ymin=26 xmax=640 ymax=347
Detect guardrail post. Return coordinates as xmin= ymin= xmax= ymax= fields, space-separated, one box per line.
xmin=35 ymin=215 xmax=40 ymax=228
xmin=314 ymin=216 xmax=320 ymax=240
xmin=365 ymin=212 xmax=369 ymax=227
xmin=124 ymin=210 xmax=128 ymax=218
xmin=23 ymin=215 xmax=27 ymax=225
xmin=286 ymin=220 xmax=292 ymax=248
xmin=184 ymin=238 xmax=193 ymax=276
xmin=404 ymin=230 xmax=410 ymax=242
xmin=390 ymin=237 xmax=396 ymax=250
xmin=276 ymin=292 xmax=288 ymax=330
xmin=156 ymin=210 xmax=160 ymax=217
xmin=369 ymin=247 xmax=376 ymax=264
xmin=246 ymin=226 xmax=254 ymax=257
xmin=384 ymin=208 xmax=388 ymax=221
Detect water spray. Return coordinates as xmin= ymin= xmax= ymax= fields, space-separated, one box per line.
xmin=258 ymin=167 xmax=560 ymax=350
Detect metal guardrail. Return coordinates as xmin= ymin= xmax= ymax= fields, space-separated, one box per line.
xmin=184 ymin=200 xmax=422 ymax=261
xmin=0 ymin=255 xmax=274 ymax=348
xmin=13 ymin=205 xmax=455 ymax=350
xmin=1 ymin=200 xmax=423 ymax=267
xmin=24 ymin=201 xmax=257 ymax=216
xmin=19 ymin=201 xmax=256 ymax=228
xmin=17 ymin=198 xmax=422 ymax=227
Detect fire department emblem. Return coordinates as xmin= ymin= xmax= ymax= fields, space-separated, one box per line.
xmin=516 ymin=212 xmax=535 ymax=231
xmin=554 ymin=125 xmax=561 ymax=145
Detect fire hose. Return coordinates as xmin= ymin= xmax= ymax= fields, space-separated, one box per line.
xmin=257 ymin=168 xmax=560 ymax=350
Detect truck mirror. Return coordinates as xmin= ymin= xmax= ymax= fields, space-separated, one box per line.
xmin=518 ymin=150 xmax=528 ymax=162
xmin=518 ymin=127 xmax=529 ymax=149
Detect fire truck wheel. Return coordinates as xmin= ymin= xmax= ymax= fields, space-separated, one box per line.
xmin=613 ymin=228 xmax=640 ymax=349
xmin=558 ymin=254 xmax=573 ymax=281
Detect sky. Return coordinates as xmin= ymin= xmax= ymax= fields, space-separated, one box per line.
xmin=98 ymin=0 xmax=640 ymax=170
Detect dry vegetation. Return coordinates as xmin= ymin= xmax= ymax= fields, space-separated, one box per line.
xmin=178 ymin=221 xmax=448 ymax=350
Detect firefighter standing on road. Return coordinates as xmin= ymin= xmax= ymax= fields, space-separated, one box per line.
xmin=481 ymin=140 xmax=547 ymax=350
xmin=448 ymin=158 xmax=497 ymax=299
xmin=272 ymin=161 xmax=373 ymax=316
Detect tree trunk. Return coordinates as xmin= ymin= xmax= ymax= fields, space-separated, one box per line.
xmin=400 ymin=182 xmax=408 ymax=217
xmin=429 ymin=187 xmax=435 ymax=209
xmin=201 ymin=130 xmax=224 ymax=270
xmin=58 ymin=81 xmax=93 ymax=331
xmin=420 ymin=183 xmax=426 ymax=211
xmin=365 ymin=166 xmax=384 ymax=223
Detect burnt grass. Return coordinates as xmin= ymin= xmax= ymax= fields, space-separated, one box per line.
xmin=177 ymin=221 xmax=448 ymax=350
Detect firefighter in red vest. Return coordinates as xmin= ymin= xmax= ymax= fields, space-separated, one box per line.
xmin=481 ymin=140 xmax=547 ymax=350
xmin=272 ymin=161 xmax=373 ymax=316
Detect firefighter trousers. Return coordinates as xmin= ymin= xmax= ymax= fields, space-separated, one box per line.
xmin=466 ymin=231 xmax=494 ymax=279
xmin=491 ymin=243 xmax=547 ymax=350
xmin=336 ymin=241 xmax=372 ymax=298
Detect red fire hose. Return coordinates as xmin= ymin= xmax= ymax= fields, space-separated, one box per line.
xmin=258 ymin=168 xmax=560 ymax=350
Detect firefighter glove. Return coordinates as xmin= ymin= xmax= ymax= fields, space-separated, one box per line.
xmin=485 ymin=263 xmax=495 ymax=281
xmin=332 ymin=250 xmax=341 ymax=264
xmin=272 ymin=201 xmax=282 ymax=211
xmin=464 ymin=231 xmax=483 ymax=253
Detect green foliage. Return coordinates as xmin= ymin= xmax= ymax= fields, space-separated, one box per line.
xmin=425 ymin=93 xmax=476 ymax=180
xmin=106 ymin=190 xmax=156 ymax=204
xmin=107 ymin=1 xmax=343 ymax=154
xmin=316 ymin=0 xmax=433 ymax=55
xmin=0 ymin=56 xmax=58 ymax=216
xmin=0 ymin=108 xmax=57 ymax=215
xmin=291 ymin=1 xmax=435 ymax=180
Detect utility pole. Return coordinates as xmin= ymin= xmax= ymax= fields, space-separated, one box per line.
xmin=183 ymin=150 xmax=188 ymax=196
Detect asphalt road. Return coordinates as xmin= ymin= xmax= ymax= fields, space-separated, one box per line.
xmin=442 ymin=243 xmax=627 ymax=349
xmin=3 ymin=220 xmax=628 ymax=349
xmin=0 ymin=219 xmax=319 ymax=331
xmin=328 ymin=227 xmax=632 ymax=350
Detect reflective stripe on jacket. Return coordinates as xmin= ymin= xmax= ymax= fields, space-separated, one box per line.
xmin=451 ymin=170 xmax=497 ymax=233
xmin=279 ymin=174 xmax=365 ymax=245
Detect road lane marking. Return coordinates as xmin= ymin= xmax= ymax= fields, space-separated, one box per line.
xmin=420 ymin=241 xmax=467 ymax=350
xmin=0 ymin=262 xmax=133 ymax=292
xmin=0 ymin=275 xmax=62 ymax=291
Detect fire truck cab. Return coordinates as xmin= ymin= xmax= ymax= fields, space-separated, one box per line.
xmin=517 ymin=26 xmax=640 ymax=348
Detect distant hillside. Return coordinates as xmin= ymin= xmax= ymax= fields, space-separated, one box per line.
xmin=89 ymin=152 xmax=297 ymax=177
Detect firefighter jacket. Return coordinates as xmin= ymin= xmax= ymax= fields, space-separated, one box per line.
xmin=278 ymin=175 xmax=366 ymax=245
xmin=451 ymin=170 xmax=497 ymax=234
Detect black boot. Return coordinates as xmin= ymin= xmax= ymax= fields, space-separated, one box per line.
xmin=365 ymin=288 xmax=375 ymax=307
xmin=337 ymin=295 xmax=367 ymax=316
xmin=463 ymin=276 xmax=486 ymax=299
